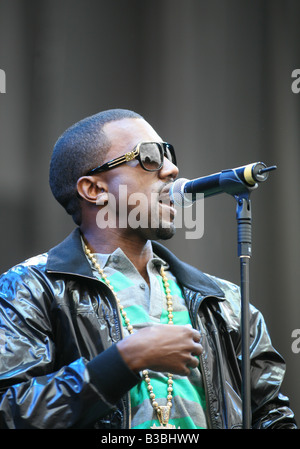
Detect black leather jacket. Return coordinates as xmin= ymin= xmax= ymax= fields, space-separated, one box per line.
xmin=0 ymin=229 xmax=296 ymax=429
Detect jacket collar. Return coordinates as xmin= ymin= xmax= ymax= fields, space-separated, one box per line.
xmin=47 ymin=228 xmax=93 ymax=278
xmin=151 ymin=241 xmax=225 ymax=298
xmin=46 ymin=228 xmax=225 ymax=298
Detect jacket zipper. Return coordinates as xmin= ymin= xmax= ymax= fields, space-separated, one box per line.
xmin=199 ymin=352 xmax=218 ymax=429
xmin=188 ymin=293 xmax=225 ymax=429
xmin=209 ymin=313 xmax=229 ymax=428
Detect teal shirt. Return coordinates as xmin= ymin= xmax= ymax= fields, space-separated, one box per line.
xmin=87 ymin=246 xmax=207 ymax=429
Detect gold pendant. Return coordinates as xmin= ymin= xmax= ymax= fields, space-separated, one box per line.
xmin=151 ymin=423 xmax=179 ymax=429
xmin=150 ymin=406 xmax=180 ymax=429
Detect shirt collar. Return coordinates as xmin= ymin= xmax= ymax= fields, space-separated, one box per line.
xmin=46 ymin=228 xmax=225 ymax=298
xmin=79 ymin=236 xmax=169 ymax=274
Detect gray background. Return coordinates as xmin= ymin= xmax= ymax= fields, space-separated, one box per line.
xmin=0 ymin=0 xmax=299 ymax=425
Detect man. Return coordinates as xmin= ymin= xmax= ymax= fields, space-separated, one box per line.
xmin=0 ymin=109 xmax=296 ymax=429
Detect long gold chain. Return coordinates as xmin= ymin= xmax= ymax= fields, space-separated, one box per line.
xmin=84 ymin=244 xmax=176 ymax=428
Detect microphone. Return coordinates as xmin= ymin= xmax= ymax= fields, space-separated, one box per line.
xmin=170 ymin=162 xmax=277 ymax=207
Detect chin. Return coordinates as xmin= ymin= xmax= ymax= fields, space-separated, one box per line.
xmin=153 ymin=224 xmax=176 ymax=241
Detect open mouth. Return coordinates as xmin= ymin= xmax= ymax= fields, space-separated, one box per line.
xmin=159 ymin=202 xmax=177 ymax=221
xmin=158 ymin=189 xmax=177 ymax=220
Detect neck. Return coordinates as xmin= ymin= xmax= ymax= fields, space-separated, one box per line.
xmin=81 ymin=226 xmax=154 ymax=285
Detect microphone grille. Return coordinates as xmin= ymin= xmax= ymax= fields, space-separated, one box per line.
xmin=169 ymin=178 xmax=193 ymax=208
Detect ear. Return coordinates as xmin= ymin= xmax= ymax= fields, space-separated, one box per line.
xmin=77 ymin=176 xmax=109 ymax=205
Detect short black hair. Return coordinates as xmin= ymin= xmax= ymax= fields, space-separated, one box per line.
xmin=49 ymin=108 xmax=143 ymax=225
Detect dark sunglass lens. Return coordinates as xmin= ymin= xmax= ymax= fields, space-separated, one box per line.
xmin=140 ymin=143 xmax=162 ymax=170
xmin=164 ymin=144 xmax=177 ymax=166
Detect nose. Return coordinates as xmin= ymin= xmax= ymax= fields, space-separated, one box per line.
xmin=159 ymin=156 xmax=179 ymax=180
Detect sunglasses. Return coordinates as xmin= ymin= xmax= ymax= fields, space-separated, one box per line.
xmin=86 ymin=141 xmax=177 ymax=175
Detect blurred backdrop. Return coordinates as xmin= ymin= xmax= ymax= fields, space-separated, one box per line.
xmin=0 ymin=0 xmax=299 ymax=424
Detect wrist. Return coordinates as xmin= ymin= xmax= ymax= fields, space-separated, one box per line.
xmin=116 ymin=335 xmax=148 ymax=373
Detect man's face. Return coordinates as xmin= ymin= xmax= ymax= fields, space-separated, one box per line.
xmin=97 ymin=118 xmax=179 ymax=241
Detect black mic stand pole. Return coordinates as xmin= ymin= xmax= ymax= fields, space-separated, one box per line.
xmin=179 ymin=163 xmax=276 ymax=429
xmin=220 ymin=164 xmax=277 ymax=428
xmin=221 ymin=177 xmax=252 ymax=429
xmin=235 ymin=192 xmax=252 ymax=429
xmin=219 ymin=165 xmax=276 ymax=429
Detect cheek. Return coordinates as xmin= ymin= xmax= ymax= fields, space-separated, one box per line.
xmin=118 ymin=181 xmax=158 ymax=222
xmin=109 ymin=170 xmax=155 ymax=200
xmin=126 ymin=187 xmax=154 ymax=215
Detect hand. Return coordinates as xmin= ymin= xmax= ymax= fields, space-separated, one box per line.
xmin=116 ymin=324 xmax=203 ymax=376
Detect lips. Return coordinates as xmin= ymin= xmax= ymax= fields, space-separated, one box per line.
xmin=159 ymin=182 xmax=174 ymax=203
xmin=158 ymin=184 xmax=177 ymax=219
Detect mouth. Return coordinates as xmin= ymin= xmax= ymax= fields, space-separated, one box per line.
xmin=159 ymin=202 xmax=177 ymax=223
xmin=158 ymin=184 xmax=177 ymax=220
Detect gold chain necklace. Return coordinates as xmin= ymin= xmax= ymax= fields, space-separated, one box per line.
xmin=84 ymin=244 xmax=178 ymax=429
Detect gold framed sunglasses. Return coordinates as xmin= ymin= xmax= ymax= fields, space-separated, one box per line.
xmin=86 ymin=142 xmax=177 ymax=175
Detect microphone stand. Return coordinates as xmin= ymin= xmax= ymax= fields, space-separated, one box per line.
xmin=235 ymin=193 xmax=252 ymax=429
xmin=219 ymin=165 xmax=276 ymax=429
xmin=176 ymin=162 xmax=276 ymax=429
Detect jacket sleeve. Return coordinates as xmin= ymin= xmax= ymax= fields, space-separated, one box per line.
xmin=0 ymin=264 xmax=139 ymax=429
xmin=248 ymin=305 xmax=297 ymax=429
xmin=215 ymin=275 xmax=297 ymax=429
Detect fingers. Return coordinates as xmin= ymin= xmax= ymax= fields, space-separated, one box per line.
xmin=179 ymin=354 xmax=200 ymax=376
xmin=192 ymin=329 xmax=202 ymax=343
xmin=185 ymin=327 xmax=203 ymax=351
xmin=120 ymin=324 xmax=203 ymax=376
xmin=176 ymin=326 xmax=203 ymax=355
xmin=184 ymin=324 xmax=201 ymax=341
xmin=186 ymin=328 xmax=203 ymax=373
xmin=175 ymin=326 xmax=203 ymax=375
